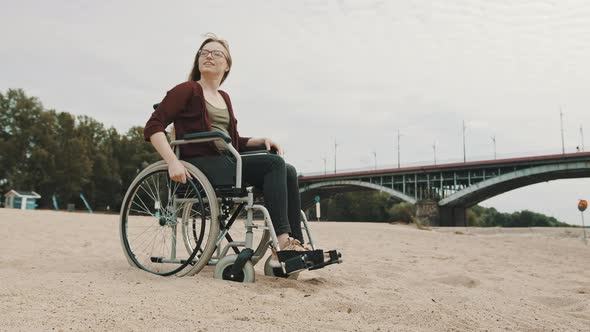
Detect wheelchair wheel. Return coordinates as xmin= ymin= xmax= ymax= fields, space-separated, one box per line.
xmin=120 ymin=161 xmax=220 ymax=277
xmin=214 ymin=254 xmax=255 ymax=283
xmin=263 ymin=255 xmax=299 ymax=280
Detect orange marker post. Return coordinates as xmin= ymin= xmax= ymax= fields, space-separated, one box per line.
xmin=578 ymin=200 xmax=588 ymax=245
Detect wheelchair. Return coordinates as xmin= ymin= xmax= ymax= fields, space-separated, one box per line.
xmin=119 ymin=127 xmax=342 ymax=283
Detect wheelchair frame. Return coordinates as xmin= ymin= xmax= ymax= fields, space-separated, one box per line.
xmin=119 ymin=131 xmax=341 ymax=282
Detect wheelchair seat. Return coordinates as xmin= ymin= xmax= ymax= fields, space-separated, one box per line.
xmin=180 ymin=132 xmax=276 ymax=197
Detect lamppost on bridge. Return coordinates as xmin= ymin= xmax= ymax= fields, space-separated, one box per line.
xmin=396 ymin=129 xmax=401 ymax=168
xmin=492 ymin=135 xmax=496 ymax=159
xmin=321 ymin=156 xmax=327 ymax=175
xmin=334 ymin=138 xmax=338 ymax=174
xmin=462 ymin=120 xmax=467 ymax=162
xmin=581 ymin=125 xmax=585 ymax=152
xmin=432 ymin=142 xmax=437 ymax=165
xmin=560 ymin=108 xmax=565 ymax=154
xmin=372 ymin=150 xmax=377 ymax=170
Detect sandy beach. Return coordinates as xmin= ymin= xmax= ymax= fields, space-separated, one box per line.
xmin=1 ymin=208 xmax=589 ymax=331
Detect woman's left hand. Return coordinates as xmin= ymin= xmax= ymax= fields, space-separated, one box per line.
xmin=248 ymin=137 xmax=283 ymax=155
xmin=263 ymin=137 xmax=283 ymax=155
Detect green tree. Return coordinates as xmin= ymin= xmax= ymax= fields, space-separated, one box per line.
xmin=320 ymin=191 xmax=397 ymax=222
xmin=388 ymin=202 xmax=416 ymax=223
xmin=467 ymin=205 xmax=571 ymax=227
xmin=76 ymin=116 xmax=122 ymax=210
xmin=0 ymin=89 xmax=56 ymax=206
xmin=50 ymin=112 xmax=93 ymax=207
xmin=0 ymin=88 xmax=159 ymax=210
xmin=114 ymin=126 xmax=160 ymax=209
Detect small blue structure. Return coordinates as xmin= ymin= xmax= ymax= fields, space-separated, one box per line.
xmin=3 ymin=190 xmax=41 ymax=210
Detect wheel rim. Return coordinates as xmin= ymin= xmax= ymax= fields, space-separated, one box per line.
xmin=121 ymin=167 xmax=213 ymax=276
xmin=180 ymin=197 xmax=211 ymax=259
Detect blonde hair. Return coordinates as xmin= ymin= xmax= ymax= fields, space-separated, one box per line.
xmin=188 ymin=33 xmax=232 ymax=85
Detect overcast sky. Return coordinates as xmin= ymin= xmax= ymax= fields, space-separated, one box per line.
xmin=2 ymin=0 xmax=590 ymax=225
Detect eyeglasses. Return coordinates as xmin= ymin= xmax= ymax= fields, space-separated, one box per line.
xmin=198 ymin=49 xmax=226 ymax=60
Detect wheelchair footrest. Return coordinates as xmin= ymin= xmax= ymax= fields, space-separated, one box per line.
xmin=308 ymin=250 xmax=343 ymax=271
xmin=276 ymin=249 xmax=343 ymax=274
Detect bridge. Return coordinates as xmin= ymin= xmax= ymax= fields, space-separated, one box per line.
xmin=298 ymin=152 xmax=590 ymax=226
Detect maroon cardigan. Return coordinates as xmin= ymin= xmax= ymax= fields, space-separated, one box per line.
xmin=144 ymin=81 xmax=251 ymax=158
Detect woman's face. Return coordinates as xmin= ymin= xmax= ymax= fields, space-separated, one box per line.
xmin=198 ymin=41 xmax=229 ymax=78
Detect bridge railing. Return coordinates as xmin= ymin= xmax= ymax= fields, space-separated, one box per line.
xmin=300 ymin=146 xmax=588 ymax=177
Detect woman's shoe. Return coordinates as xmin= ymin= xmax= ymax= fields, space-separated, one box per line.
xmin=282 ymin=237 xmax=307 ymax=251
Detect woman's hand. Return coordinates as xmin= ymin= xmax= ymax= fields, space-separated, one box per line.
xmin=247 ymin=137 xmax=283 ymax=155
xmin=149 ymin=132 xmax=193 ymax=183
xmin=168 ymin=159 xmax=193 ymax=184
xmin=263 ymin=138 xmax=283 ymax=155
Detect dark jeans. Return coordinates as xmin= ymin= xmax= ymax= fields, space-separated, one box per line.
xmin=242 ymin=154 xmax=303 ymax=242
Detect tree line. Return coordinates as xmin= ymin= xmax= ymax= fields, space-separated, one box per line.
xmin=307 ymin=191 xmax=573 ymax=227
xmin=0 ymin=89 xmax=160 ymax=211
xmin=466 ymin=205 xmax=572 ymax=227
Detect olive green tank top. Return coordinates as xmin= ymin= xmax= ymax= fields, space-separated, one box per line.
xmin=205 ymin=100 xmax=230 ymax=151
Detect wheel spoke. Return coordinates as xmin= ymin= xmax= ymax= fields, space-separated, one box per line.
xmin=129 ymin=207 xmax=154 ymax=217
xmin=132 ymin=193 xmax=155 ymax=217
xmin=138 ymin=181 xmax=158 ymax=206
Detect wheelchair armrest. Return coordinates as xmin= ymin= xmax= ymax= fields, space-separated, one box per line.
xmin=183 ymin=131 xmax=231 ymax=143
xmin=240 ymin=144 xmax=266 ymax=152
xmin=240 ymin=150 xmax=270 ymax=156
xmin=170 ymin=131 xmax=231 ymax=148
xmin=240 ymin=144 xmax=278 ymax=156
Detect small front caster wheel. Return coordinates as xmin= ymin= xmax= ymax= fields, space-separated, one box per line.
xmin=214 ymin=255 xmax=255 ymax=283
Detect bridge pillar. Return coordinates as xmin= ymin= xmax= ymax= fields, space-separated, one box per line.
xmin=439 ymin=206 xmax=467 ymax=227
xmin=416 ymin=201 xmax=467 ymax=227
xmin=415 ymin=200 xmax=439 ymax=226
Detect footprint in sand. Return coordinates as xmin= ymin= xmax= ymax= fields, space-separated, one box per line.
xmin=533 ymin=296 xmax=580 ymax=308
xmin=433 ymin=275 xmax=480 ymax=288
xmin=304 ymin=277 xmax=328 ymax=285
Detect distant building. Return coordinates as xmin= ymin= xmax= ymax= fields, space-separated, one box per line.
xmin=3 ymin=190 xmax=41 ymax=210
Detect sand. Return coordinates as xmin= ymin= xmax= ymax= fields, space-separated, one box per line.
xmin=1 ymin=208 xmax=589 ymax=331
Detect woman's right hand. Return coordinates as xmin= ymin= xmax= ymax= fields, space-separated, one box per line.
xmin=148 ymin=132 xmax=193 ymax=183
xmin=168 ymin=159 xmax=193 ymax=184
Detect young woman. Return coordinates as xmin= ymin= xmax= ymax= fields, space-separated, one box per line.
xmin=144 ymin=34 xmax=307 ymax=251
